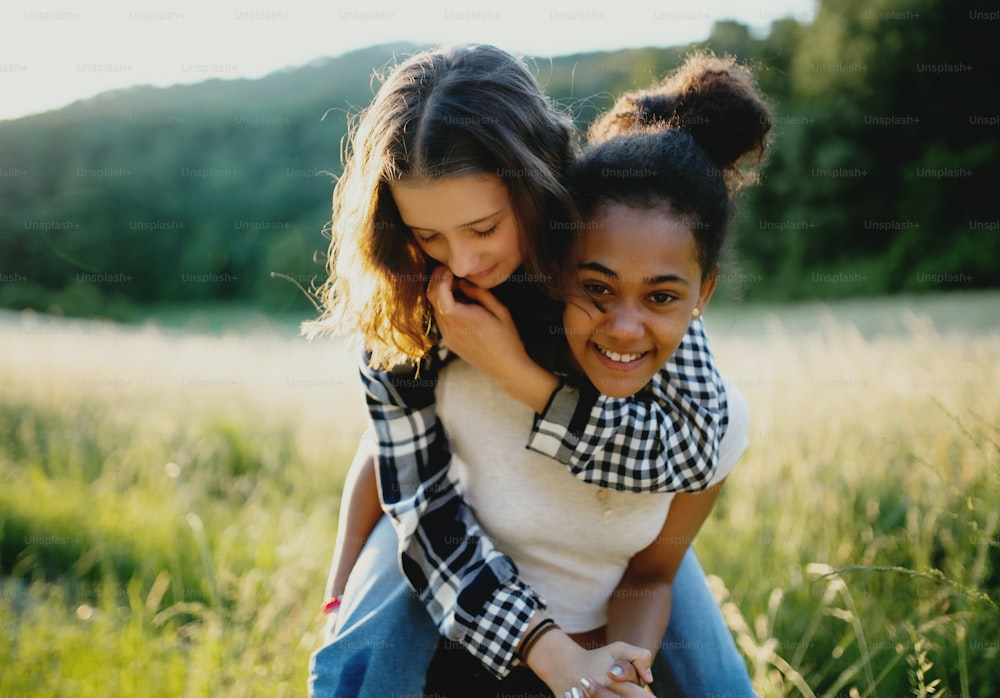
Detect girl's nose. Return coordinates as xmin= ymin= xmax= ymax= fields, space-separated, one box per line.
xmin=448 ymin=242 xmax=481 ymax=279
xmin=603 ymin=304 xmax=644 ymax=340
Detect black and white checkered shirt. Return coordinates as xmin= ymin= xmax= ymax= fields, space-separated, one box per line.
xmin=362 ymin=317 xmax=728 ymax=678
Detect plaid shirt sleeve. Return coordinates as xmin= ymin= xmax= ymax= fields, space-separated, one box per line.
xmin=359 ymin=351 xmax=544 ymax=678
xmin=526 ymin=317 xmax=729 ymax=492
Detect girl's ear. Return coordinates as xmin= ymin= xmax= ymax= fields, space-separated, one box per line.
xmin=694 ymin=266 xmax=720 ymax=316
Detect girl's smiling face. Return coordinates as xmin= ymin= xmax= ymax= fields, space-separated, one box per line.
xmin=563 ymin=202 xmax=717 ymax=398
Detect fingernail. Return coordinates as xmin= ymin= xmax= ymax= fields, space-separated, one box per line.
xmin=580 ymin=677 xmax=593 ymax=689
xmin=564 ymin=692 xmax=572 ymax=698
xmin=571 ymin=688 xmax=583 ymax=698
xmin=610 ymin=665 xmax=624 ymax=677
xmin=645 ymin=668 xmax=654 ymax=683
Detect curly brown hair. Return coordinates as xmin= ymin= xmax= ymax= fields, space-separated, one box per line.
xmin=570 ymin=52 xmax=772 ymax=277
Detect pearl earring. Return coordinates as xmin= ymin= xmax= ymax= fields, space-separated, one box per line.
xmin=692 ymin=308 xmax=701 ymax=318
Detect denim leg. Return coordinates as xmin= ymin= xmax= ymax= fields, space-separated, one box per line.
xmin=308 ymin=516 xmax=439 ymax=698
xmin=650 ymin=547 xmax=756 ymax=698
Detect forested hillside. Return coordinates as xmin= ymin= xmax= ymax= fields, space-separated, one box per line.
xmin=1 ymin=0 xmax=996 ymax=320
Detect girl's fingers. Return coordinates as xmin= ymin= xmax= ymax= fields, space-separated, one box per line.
xmin=607 ymin=660 xmax=654 ymax=687
xmin=578 ymin=676 xmax=597 ymax=696
xmin=578 ymin=675 xmax=649 ymax=697
xmin=427 ymin=268 xmax=455 ymax=315
xmin=607 ymin=661 xmax=639 ymax=684
xmin=455 ymin=279 xmax=508 ymax=320
xmin=636 ymin=660 xmax=654 ymax=686
xmin=604 ymin=643 xmax=653 ymax=685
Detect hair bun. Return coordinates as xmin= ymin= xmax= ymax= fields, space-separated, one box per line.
xmin=589 ymin=53 xmax=771 ymax=174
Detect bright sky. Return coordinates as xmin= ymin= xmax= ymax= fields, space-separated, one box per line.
xmin=0 ymin=0 xmax=816 ymax=122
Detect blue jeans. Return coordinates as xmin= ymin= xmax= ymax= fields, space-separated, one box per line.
xmin=308 ymin=516 xmax=755 ymax=697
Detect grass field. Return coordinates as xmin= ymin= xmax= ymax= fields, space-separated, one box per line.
xmin=1 ymin=292 xmax=998 ymax=697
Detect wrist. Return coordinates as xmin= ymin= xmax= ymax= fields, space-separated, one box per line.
xmin=523 ymin=626 xmax=580 ymax=686
xmin=498 ymin=357 xmax=559 ymax=414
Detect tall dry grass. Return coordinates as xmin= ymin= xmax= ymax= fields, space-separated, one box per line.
xmin=700 ymin=302 xmax=998 ymax=697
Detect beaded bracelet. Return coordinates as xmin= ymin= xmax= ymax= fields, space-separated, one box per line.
xmin=321 ymin=596 xmax=342 ymax=615
xmin=517 ymin=618 xmax=560 ymax=662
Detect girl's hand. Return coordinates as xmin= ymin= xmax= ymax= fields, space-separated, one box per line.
xmin=532 ymin=636 xmax=654 ymax=698
xmin=571 ymin=655 xmax=655 ymax=696
xmin=426 ymin=267 xmax=526 ymax=373
xmin=427 ymin=268 xmax=558 ymax=412
xmin=572 ymin=671 xmax=657 ymax=698
xmin=606 ymin=655 xmax=654 ymax=688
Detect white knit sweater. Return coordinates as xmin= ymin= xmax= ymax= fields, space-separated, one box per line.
xmin=436 ymin=360 xmax=749 ymax=633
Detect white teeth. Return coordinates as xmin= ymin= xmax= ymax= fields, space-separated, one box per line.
xmin=595 ymin=345 xmax=646 ymax=363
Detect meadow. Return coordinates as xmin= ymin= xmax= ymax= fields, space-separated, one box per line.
xmin=1 ymin=292 xmax=998 ymax=697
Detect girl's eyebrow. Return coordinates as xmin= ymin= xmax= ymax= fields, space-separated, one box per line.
xmin=645 ymin=273 xmax=689 ymax=286
xmin=405 ymin=208 xmax=505 ymax=232
xmin=577 ymin=261 xmax=690 ymax=286
xmin=577 ymin=261 xmax=618 ymax=278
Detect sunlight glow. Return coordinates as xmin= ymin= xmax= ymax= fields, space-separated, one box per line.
xmin=0 ymin=0 xmax=815 ymax=121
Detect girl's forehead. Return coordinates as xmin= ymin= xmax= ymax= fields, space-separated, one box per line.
xmin=392 ymin=172 xmax=502 ymax=190
xmin=390 ymin=174 xmax=510 ymax=227
xmin=575 ymin=204 xmax=701 ymax=274
xmin=589 ymin=201 xmax=694 ymax=231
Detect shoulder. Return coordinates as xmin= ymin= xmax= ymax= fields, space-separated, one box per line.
xmin=715 ymin=380 xmax=750 ymax=482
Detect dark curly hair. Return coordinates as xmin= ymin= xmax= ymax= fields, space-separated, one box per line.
xmin=569 ymin=52 xmax=772 ymax=278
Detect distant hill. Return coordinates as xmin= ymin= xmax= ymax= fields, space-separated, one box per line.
xmin=1 ymin=5 xmax=996 ymax=322
xmin=0 ymin=40 xmax=696 ymax=319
